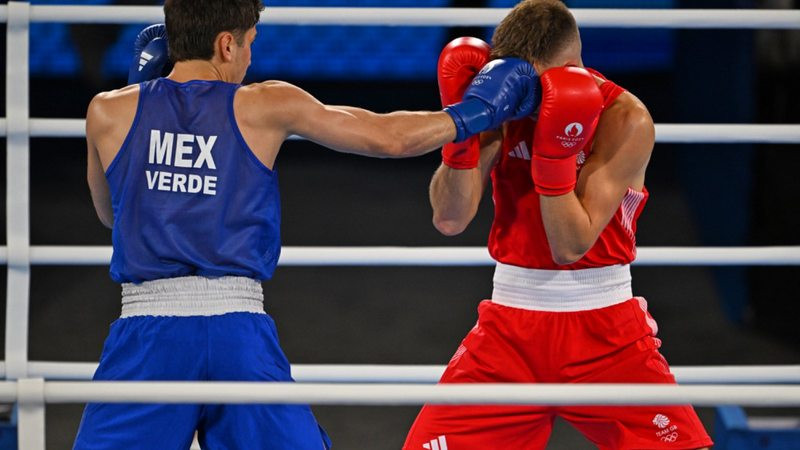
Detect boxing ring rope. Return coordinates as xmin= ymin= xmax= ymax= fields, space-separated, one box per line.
xmin=2 ymin=118 xmax=800 ymax=144
xmin=3 ymin=380 xmax=800 ymax=407
xmin=1 ymin=362 xmax=797 ymax=384
xmin=0 ymin=245 xmax=795 ymax=266
xmin=3 ymin=2 xmax=800 ymax=449
xmin=2 ymin=5 xmax=800 ymax=28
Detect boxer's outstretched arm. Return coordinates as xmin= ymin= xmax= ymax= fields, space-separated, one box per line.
xmin=257 ymin=81 xmax=456 ymax=157
xmin=326 ymin=105 xmax=456 ymax=157
xmin=539 ymin=95 xmax=654 ymax=265
xmin=428 ymin=130 xmax=502 ymax=236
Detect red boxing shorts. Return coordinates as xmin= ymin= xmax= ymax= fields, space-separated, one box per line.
xmin=404 ymin=298 xmax=713 ymax=450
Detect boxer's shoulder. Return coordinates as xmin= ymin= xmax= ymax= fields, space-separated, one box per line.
xmin=238 ymin=80 xmax=306 ymax=102
xmin=87 ymin=85 xmax=140 ymax=134
xmin=90 ymin=85 xmax=139 ymax=116
xmin=235 ymin=80 xmax=318 ymax=126
xmin=602 ymin=92 xmax=652 ymax=137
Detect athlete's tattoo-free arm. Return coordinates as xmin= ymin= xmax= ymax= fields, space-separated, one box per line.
xmin=86 ymin=135 xmax=113 ymax=229
xmin=86 ymin=96 xmax=114 ymax=229
xmin=429 ymin=130 xmax=502 ymax=235
xmin=266 ymin=82 xmax=456 ymax=157
xmin=539 ymin=99 xmax=654 ymax=265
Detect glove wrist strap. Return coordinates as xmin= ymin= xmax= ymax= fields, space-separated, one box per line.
xmin=531 ymin=154 xmax=577 ymax=196
xmin=444 ymin=98 xmax=490 ymax=143
xmin=442 ymin=137 xmax=480 ymax=169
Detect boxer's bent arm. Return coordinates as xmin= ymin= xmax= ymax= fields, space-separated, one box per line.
xmin=86 ymin=107 xmax=113 ymax=228
xmin=429 ymin=130 xmax=501 ymax=235
xmin=85 ymin=88 xmax=138 ymax=229
xmin=259 ymin=82 xmax=456 ymax=157
xmin=539 ymin=98 xmax=654 ymax=264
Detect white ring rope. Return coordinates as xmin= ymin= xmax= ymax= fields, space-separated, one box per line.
xmin=0 ymin=6 xmax=798 ymax=29
xmin=291 ymin=365 xmax=800 ymax=385
xmin=1 ymin=119 xmax=798 ymax=144
xmin=8 ymin=246 xmax=800 ymax=266
xmin=3 ymin=4 xmax=799 ymax=449
xmin=0 ymin=381 xmax=798 ymax=407
xmin=9 ymin=362 xmax=800 ymax=385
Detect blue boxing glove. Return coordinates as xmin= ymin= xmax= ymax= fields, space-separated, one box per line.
xmin=444 ymin=58 xmax=539 ymax=142
xmin=128 ymin=24 xmax=169 ymax=85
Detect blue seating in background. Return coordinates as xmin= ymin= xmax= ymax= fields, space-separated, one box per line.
xmin=29 ymin=0 xmax=450 ymax=80
xmin=29 ymin=0 xmax=679 ymax=79
xmin=487 ymin=0 xmax=676 ymax=73
xmin=715 ymin=406 xmax=800 ymax=450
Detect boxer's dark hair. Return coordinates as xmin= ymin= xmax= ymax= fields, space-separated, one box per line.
xmin=164 ymin=0 xmax=264 ymax=62
xmin=491 ymin=0 xmax=577 ymax=65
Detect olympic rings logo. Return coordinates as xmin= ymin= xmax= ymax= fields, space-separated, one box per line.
xmin=660 ymin=432 xmax=679 ymax=443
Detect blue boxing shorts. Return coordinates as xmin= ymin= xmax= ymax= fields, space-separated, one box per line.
xmin=73 ymin=276 xmax=331 ymax=450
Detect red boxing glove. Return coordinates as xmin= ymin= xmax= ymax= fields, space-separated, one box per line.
xmin=531 ymin=66 xmax=604 ymax=195
xmin=437 ymin=37 xmax=491 ymax=169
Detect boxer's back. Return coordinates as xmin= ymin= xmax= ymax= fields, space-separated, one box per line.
xmin=106 ymin=78 xmax=280 ymax=283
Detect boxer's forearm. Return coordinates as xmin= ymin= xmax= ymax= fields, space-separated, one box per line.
xmin=320 ymin=106 xmax=455 ymax=158
xmin=429 ymin=165 xmax=483 ymax=236
xmin=376 ymin=110 xmax=456 ymax=157
xmin=429 ymin=131 xmax=501 ymax=236
xmin=539 ymin=193 xmax=598 ymax=265
xmin=330 ymin=106 xmax=455 ymax=156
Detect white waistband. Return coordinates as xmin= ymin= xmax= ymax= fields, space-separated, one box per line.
xmin=121 ymin=276 xmax=265 ymax=318
xmin=491 ymin=262 xmax=632 ymax=312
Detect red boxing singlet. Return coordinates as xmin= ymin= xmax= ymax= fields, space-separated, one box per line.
xmin=488 ymin=69 xmax=649 ymax=270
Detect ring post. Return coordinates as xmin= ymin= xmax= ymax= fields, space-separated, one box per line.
xmin=6 ymin=2 xmax=41 ymax=449
xmin=6 ymin=0 xmax=32 ymax=380
xmin=17 ymin=378 xmax=44 ymax=450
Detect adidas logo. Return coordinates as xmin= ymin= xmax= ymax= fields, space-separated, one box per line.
xmin=422 ymin=435 xmax=448 ymax=450
xmin=508 ymin=141 xmax=530 ymax=160
xmin=138 ymin=51 xmax=154 ymax=72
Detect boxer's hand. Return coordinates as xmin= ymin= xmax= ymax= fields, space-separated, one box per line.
xmin=438 ymin=37 xmax=491 ymax=169
xmin=531 ymin=66 xmax=604 ymax=196
xmin=444 ymin=58 xmax=539 ymax=143
xmin=128 ymin=24 xmax=169 ymax=85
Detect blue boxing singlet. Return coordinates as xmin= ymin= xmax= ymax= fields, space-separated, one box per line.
xmin=105 ymin=78 xmax=281 ymax=283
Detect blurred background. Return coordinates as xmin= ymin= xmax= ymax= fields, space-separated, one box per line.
xmin=0 ymin=0 xmax=798 ymax=448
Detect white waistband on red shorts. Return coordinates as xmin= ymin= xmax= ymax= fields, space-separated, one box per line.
xmin=120 ymin=276 xmax=265 ymax=318
xmin=491 ymin=262 xmax=632 ymax=312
